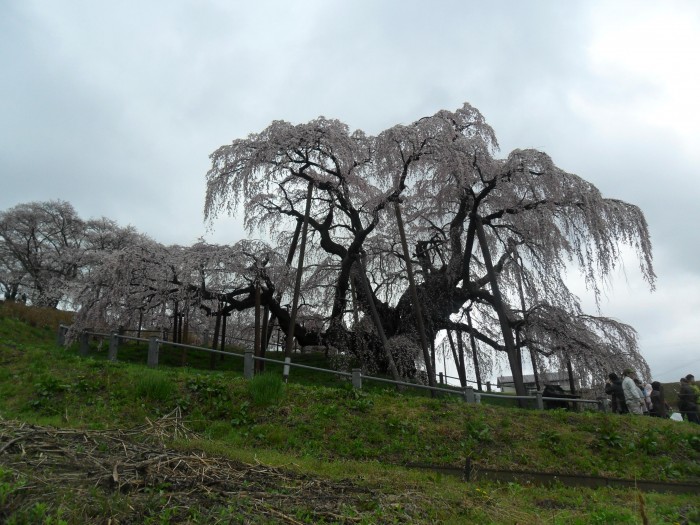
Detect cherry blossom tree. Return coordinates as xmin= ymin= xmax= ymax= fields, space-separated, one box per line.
xmin=69 ymin=236 xmax=300 ymax=358
xmin=0 ymin=201 xmax=85 ymax=307
xmin=0 ymin=241 xmax=27 ymax=302
xmin=204 ymin=103 xmax=655 ymax=395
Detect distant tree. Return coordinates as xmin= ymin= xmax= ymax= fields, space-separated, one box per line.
xmin=204 ymin=103 xmax=655 ymax=395
xmin=0 ymin=239 xmax=27 ymax=302
xmin=69 ymin=237 xmax=300 ymax=351
xmin=0 ymin=201 xmax=85 ymax=307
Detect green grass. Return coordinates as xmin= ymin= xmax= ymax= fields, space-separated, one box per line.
xmin=1 ymin=303 xmax=699 ymax=524
xmin=248 ymin=371 xmax=285 ymax=406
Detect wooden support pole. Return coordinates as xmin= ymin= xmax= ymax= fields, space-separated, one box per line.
xmin=465 ymin=310 xmax=483 ymax=391
xmin=393 ymin=200 xmax=436 ymax=390
xmin=285 ymin=181 xmax=314 ymax=358
xmin=253 ymin=281 xmax=263 ymax=373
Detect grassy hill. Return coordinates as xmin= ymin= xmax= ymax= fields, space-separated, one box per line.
xmin=1 ymin=302 xmax=699 ymax=524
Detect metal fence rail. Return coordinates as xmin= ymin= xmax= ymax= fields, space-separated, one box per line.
xmin=58 ymin=325 xmax=609 ymax=411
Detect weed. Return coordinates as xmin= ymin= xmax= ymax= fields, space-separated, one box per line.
xmin=637 ymin=432 xmax=660 ymax=455
xmin=231 ymin=401 xmax=251 ymax=426
xmin=386 ymin=417 xmax=416 ymax=436
xmin=248 ymin=372 xmax=285 ymax=407
xmin=29 ymin=376 xmax=69 ymax=412
xmin=538 ymin=429 xmax=562 ymax=447
xmin=659 ymin=461 xmax=682 ymax=479
xmin=595 ymin=426 xmax=623 ymax=449
xmin=586 ymin=508 xmax=637 ymax=524
xmin=186 ymin=374 xmax=231 ymax=416
xmin=319 ymin=403 xmax=339 ymax=418
xmin=134 ymin=370 xmax=174 ymax=402
xmin=349 ymin=396 xmax=374 ymax=412
xmin=0 ymin=468 xmax=26 ymax=508
xmin=465 ymin=419 xmax=492 ymax=443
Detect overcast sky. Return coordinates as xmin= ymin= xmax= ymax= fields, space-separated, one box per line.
xmin=2 ymin=0 xmax=698 ymax=383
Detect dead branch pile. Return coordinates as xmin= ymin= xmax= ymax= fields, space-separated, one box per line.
xmin=0 ymin=410 xmax=409 ymax=524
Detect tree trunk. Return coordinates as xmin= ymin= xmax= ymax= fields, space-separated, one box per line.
xmin=514 ymin=253 xmax=540 ymax=391
xmin=137 ymin=309 xmax=143 ymax=341
xmin=220 ymin=312 xmax=227 ymax=355
xmin=180 ymin=308 xmax=189 ymax=366
xmin=354 ymin=259 xmax=402 ymax=385
xmin=210 ymin=310 xmax=221 ymax=370
xmin=265 ymin=218 xmax=303 ymax=351
xmin=349 ymin=275 xmax=362 ymax=362
xmin=172 ymin=300 xmax=179 ymax=343
xmin=475 ymin=217 xmax=526 ymax=399
xmin=567 ymin=358 xmax=576 ymax=395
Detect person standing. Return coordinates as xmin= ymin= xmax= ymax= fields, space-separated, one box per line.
xmin=622 ymin=369 xmax=646 ymax=415
xmin=634 ymin=378 xmax=650 ymax=414
xmin=649 ymin=381 xmax=668 ymax=418
xmin=679 ymin=374 xmax=699 ymax=424
xmin=643 ymin=382 xmax=654 ymax=412
xmin=605 ymin=373 xmax=628 ymax=414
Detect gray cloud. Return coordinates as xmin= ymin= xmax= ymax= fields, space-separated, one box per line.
xmin=1 ymin=0 xmax=698 ymax=381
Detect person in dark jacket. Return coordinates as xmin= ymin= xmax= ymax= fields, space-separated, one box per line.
xmin=649 ymin=381 xmax=669 ymax=418
xmin=679 ymin=374 xmax=699 ymax=424
xmin=605 ymin=373 xmax=628 ymax=414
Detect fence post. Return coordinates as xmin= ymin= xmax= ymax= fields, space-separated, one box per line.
xmin=79 ymin=331 xmax=89 ymax=357
xmin=352 ymin=368 xmax=362 ymax=390
xmin=147 ymin=336 xmax=159 ymax=368
xmin=282 ymin=357 xmax=291 ymax=383
xmin=439 ymin=372 xmax=444 ymax=385
xmin=486 ymin=381 xmax=492 ymax=392
xmin=108 ymin=333 xmax=119 ymax=362
xmin=244 ymin=348 xmax=254 ymax=379
xmin=117 ymin=326 xmax=125 ymax=351
xmin=56 ymin=325 xmax=67 ymax=347
xmin=462 ymin=386 xmax=475 ymax=403
xmin=599 ymin=398 xmax=610 ymax=413
xmin=536 ymin=392 xmax=544 ymax=410
xmin=463 ymin=457 xmax=473 ymax=482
